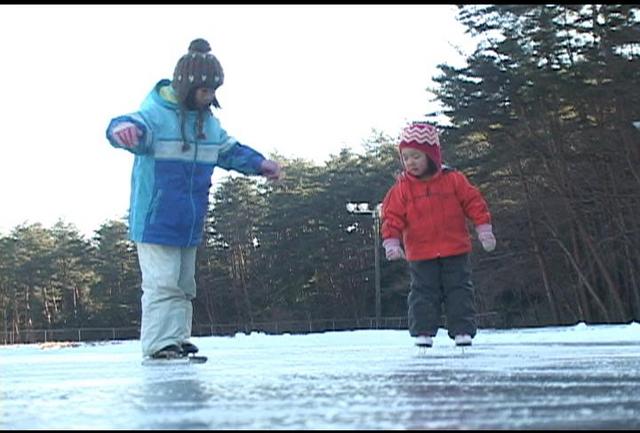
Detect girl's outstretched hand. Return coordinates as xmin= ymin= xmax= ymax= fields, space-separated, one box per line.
xmin=260 ymin=159 xmax=283 ymax=180
xmin=112 ymin=122 xmax=143 ymax=148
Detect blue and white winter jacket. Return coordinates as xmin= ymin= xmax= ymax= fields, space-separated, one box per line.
xmin=106 ymin=79 xmax=266 ymax=247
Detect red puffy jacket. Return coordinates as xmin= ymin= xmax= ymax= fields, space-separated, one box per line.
xmin=381 ymin=168 xmax=491 ymax=261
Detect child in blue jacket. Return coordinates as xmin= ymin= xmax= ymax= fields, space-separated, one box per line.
xmin=106 ymin=38 xmax=282 ymax=360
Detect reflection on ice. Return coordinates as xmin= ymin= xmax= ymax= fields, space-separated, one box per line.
xmin=1 ymin=322 xmax=639 ymax=429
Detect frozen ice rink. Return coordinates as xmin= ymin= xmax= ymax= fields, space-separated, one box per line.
xmin=1 ymin=322 xmax=639 ymax=429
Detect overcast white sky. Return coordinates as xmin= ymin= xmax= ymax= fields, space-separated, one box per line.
xmin=0 ymin=5 xmax=477 ymax=237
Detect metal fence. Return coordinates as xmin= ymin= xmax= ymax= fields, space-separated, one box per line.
xmin=0 ymin=312 xmax=504 ymax=346
xmin=0 ymin=326 xmax=141 ymax=345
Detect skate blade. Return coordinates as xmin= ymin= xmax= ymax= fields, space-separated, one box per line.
xmin=142 ymin=355 xmax=208 ymax=366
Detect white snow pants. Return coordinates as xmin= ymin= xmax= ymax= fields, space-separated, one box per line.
xmin=136 ymin=242 xmax=197 ymax=357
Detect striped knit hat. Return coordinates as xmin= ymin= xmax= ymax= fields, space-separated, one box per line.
xmin=398 ymin=121 xmax=441 ymax=170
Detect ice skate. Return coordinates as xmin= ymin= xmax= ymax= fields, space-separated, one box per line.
xmin=181 ymin=341 xmax=199 ymax=355
xmin=454 ymin=334 xmax=472 ymax=347
xmin=414 ymin=335 xmax=433 ymax=348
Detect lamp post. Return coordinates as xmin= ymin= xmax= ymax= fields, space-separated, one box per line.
xmin=346 ymin=202 xmax=382 ymax=328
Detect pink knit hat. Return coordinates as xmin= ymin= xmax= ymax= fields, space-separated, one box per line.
xmin=398 ymin=121 xmax=441 ymax=170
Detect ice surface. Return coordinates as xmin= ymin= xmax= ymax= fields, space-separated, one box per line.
xmin=1 ymin=322 xmax=639 ymax=429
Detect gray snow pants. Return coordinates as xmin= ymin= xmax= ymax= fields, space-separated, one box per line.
xmin=407 ymin=253 xmax=477 ymax=339
xmin=136 ymin=242 xmax=197 ymax=357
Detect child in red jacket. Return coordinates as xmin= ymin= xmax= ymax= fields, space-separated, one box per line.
xmin=381 ymin=121 xmax=496 ymax=348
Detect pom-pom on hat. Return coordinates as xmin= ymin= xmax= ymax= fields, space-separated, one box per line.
xmin=172 ymin=38 xmax=224 ymax=108
xmin=398 ymin=121 xmax=442 ymax=170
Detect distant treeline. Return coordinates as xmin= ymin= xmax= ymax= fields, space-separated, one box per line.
xmin=1 ymin=4 xmax=638 ymax=341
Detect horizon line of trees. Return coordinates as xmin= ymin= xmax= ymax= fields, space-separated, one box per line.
xmin=1 ymin=4 xmax=638 ymax=341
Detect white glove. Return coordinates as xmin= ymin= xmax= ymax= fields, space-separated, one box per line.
xmin=112 ymin=122 xmax=143 ymax=148
xmin=476 ymin=224 xmax=496 ymax=252
xmin=383 ymin=238 xmax=405 ymax=261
